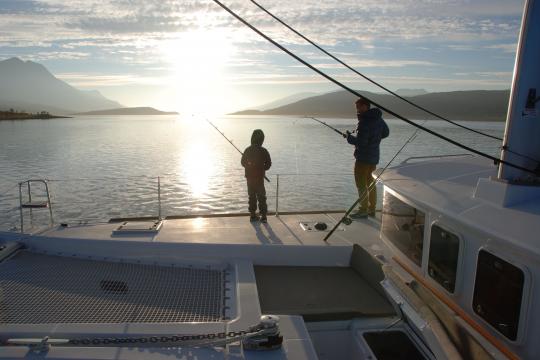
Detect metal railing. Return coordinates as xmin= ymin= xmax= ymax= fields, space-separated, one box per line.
xmin=18 ymin=180 xmax=53 ymax=233
xmin=4 ymin=172 xmax=362 ymax=233
xmin=401 ymin=153 xmax=473 ymax=164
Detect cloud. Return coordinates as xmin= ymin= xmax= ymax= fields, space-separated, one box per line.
xmin=484 ymin=43 xmax=517 ymax=53
xmin=26 ymin=51 xmax=91 ymax=60
xmin=290 ymin=60 xmax=438 ymax=69
xmin=55 ymin=72 xmax=165 ymax=87
xmin=0 ymin=0 xmax=524 ymax=109
xmin=454 ymin=71 xmax=512 ymax=78
xmin=373 ymin=74 xmax=512 ymax=88
xmin=1 ymin=1 xmax=524 ymax=46
xmin=447 ymin=44 xmax=476 ymax=51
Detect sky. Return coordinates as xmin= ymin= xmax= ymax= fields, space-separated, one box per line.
xmin=0 ymin=0 xmax=527 ymax=115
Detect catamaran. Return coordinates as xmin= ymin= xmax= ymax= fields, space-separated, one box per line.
xmin=0 ymin=0 xmax=539 ymax=359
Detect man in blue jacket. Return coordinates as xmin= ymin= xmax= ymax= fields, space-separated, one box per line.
xmin=344 ymin=98 xmax=389 ymax=218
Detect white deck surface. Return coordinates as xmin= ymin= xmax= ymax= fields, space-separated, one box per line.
xmin=2 ymin=212 xmax=389 ymax=267
xmin=0 ymin=213 xmax=391 ymax=360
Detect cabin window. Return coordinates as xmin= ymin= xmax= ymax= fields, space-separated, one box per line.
xmin=381 ymin=192 xmax=425 ymax=267
xmin=428 ymin=225 xmax=460 ymax=293
xmin=473 ymin=250 xmax=524 ymax=341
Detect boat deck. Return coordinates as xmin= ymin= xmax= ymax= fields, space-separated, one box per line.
xmin=14 ymin=212 xmax=390 ymax=267
xmin=0 ymin=212 xmax=396 ymax=359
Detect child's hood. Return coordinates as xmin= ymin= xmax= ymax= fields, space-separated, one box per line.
xmin=251 ymin=129 xmax=265 ymax=146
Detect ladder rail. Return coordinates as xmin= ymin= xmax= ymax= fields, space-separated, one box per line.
xmin=18 ymin=179 xmax=54 ymax=233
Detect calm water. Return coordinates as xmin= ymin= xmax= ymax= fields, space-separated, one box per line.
xmin=0 ymin=115 xmax=504 ymax=231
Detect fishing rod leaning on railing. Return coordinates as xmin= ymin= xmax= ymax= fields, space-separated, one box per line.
xmin=205 ymin=119 xmax=270 ymax=182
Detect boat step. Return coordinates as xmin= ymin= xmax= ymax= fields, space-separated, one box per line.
xmin=21 ymin=201 xmax=49 ymax=208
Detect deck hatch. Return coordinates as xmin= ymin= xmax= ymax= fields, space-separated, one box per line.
xmin=0 ymin=251 xmax=226 ymax=324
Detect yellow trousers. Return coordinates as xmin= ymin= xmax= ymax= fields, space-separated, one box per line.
xmin=354 ymin=162 xmax=376 ymax=212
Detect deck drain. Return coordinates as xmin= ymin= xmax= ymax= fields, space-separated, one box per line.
xmin=100 ymin=280 xmax=128 ymax=293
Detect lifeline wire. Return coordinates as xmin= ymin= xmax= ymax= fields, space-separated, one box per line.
xmin=210 ymin=0 xmax=538 ymax=176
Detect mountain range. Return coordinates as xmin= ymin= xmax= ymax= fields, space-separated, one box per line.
xmin=252 ymin=92 xmax=318 ymax=111
xmin=0 ymin=57 xmax=122 ymax=114
xmin=75 ymin=107 xmax=178 ymax=115
xmin=232 ymin=89 xmax=510 ymax=121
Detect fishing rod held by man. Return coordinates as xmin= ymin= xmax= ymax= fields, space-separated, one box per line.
xmin=307 ymin=117 xmax=344 ymax=136
xmin=307 ymin=116 xmax=356 ymax=136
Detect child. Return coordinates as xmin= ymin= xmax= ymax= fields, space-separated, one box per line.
xmin=241 ymin=129 xmax=272 ymax=223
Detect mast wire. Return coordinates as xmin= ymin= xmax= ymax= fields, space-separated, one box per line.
xmin=249 ymin=0 xmax=503 ymax=141
xmin=210 ymin=0 xmax=539 ymax=176
xmin=250 ymin=0 xmax=540 ymax=165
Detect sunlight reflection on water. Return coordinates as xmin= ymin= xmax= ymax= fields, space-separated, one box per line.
xmin=0 ymin=115 xmax=504 ymax=231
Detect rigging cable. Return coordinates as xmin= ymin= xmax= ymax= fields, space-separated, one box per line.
xmin=249 ymin=0 xmax=501 ymax=141
xmin=249 ymin=0 xmax=540 ymax=165
xmin=209 ymin=0 xmax=539 ymax=176
xmin=205 ymin=119 xmax=271 ymax=182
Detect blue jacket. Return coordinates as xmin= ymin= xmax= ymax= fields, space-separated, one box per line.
xmin=346 ymin=108 xmax=389 ymax=164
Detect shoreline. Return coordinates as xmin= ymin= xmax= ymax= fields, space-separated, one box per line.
xmin=228 ymin=113 xmax=506 ymax=122
xmin=0 ymin=115 xmax=72 ymax=121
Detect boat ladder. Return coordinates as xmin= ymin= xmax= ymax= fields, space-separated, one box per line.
xmin=18 ymin=179 xmax=53 ymax=233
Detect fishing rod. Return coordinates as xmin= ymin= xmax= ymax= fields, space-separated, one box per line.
xmin=307 ymin=116 xmax=358 ymax=136
xmin=307 ymin=117 xmax=345 ymax=136
xmin=324 ymin=121 xmax=427 ymax=242
xmin=205 ymin=119 xmax=270 ymax=183
xmin=209 ymin=0 xmax=539 ymax=176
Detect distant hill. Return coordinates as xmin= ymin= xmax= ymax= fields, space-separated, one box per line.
xmin=253 ymin=92 xmax=318 ymax=111
xmin=395 ymin=88 xmax=428 ymax=97
xmin=232 ymin=89 xmax=510 ymax=121
xmin=75 ymin=107 xmax=178 ymax=116
xmin=0 ymin=99 xmax=71 ymax=115
xmin=0 ymin=57 xmax=122 ymax=114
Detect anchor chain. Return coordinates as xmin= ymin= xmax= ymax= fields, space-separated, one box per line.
xmin=7 ymin=315 xmax=283 ymax=351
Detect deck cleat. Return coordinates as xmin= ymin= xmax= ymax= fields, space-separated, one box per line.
xmin=243 ymin=315 xmax=283 ymax=351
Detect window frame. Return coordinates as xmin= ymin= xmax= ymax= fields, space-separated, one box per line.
xmin=426 ymin=220 xmax=464 ymax=295
xmin=381 ymin=187 xmax=429 ymax=271
xmin=471 ymin=247 xmax=531 ymax=344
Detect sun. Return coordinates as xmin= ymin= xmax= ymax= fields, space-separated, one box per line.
xmin=161 ymin=29 xmax=234 ymax=116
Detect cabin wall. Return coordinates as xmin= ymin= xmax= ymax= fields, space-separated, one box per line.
xmin=381 ymin=187 xmax=540 ymax=359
